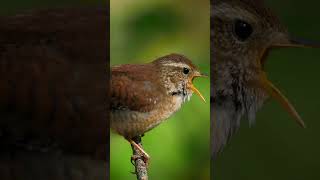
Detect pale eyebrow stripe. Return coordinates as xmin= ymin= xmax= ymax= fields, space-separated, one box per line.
xmin=212 ymin=3 xmax=257 ymax=22
xmin=161 ymin=62 xmax=191 ymax=69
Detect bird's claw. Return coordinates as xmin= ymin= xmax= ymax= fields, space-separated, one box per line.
xmin=130 ymin=155 xmax=140 ymax=165
xmin=130 ymin=154 xmax=149 ymax=167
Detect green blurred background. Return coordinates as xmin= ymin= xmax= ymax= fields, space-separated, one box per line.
xmin=110 ymin=0 xmax=210 ymax=180
xmin=213 ymin=0 xmax=320 ymax=179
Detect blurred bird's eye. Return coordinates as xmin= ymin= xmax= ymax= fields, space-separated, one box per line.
xmin=233 ymin=19 xmax=253 ymax=41
xmin=183 ymin=67 xmax=189 ymax=74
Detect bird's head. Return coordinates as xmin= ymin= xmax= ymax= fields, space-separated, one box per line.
xmin=212 ymin=0 xmax=320 ymax=127
xmin=153 ymin=53 xmax=207 ymax=103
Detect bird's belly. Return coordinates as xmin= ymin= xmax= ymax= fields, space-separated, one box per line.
xmin=111 ymin=110 xmax=152 ymax=138
xmin=111 ymin=96 xmax=183 ymax=139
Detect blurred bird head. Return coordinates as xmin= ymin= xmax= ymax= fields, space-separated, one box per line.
xmin=212 ymin=0 xmax=320 ymax=127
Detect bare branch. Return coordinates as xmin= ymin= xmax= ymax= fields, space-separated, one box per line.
xmin=131 ymin=136 xmax=148 ymax=180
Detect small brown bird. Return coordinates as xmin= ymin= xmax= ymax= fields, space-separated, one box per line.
xmin=111 ymin=54 xmax=206 ymax=161
xmin=211 ymin=0 xmax=320 ymax=159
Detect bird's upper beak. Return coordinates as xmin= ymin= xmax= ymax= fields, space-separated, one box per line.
xmin=188 ymin=71 xmax=207 ymax=103
xmin=258 ymin=33 xmax=320 ymax=128
xmin=273 ymin=35 xmax=320 ymax=48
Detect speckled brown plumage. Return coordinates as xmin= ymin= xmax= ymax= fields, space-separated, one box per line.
xmin=0 ymin=7 xmax=108 ymax=179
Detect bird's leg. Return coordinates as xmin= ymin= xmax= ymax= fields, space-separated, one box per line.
xmin=128 ymin=136 xmax=150 ymax=166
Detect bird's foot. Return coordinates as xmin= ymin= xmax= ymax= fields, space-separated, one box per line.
xmin=130 ymin=154 xmax=150 ymax=167
xmin=129 ymin=139 xmax=150 ymax=166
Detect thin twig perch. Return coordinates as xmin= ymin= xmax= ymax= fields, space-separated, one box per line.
xmin=131 ymin=136 xmax=148 ymax=180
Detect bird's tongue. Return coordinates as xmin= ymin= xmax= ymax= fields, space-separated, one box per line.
xmin=259 ymin=72 xmax=306 ymax=128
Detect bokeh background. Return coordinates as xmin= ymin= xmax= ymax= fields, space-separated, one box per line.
xmin=110 ymin=0 xmax=210 ymax=180
xmin=213 ymin=0 xmax=320 ymax=179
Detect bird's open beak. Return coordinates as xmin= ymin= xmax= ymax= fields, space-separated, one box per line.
xmin=188 ymin=72 xmax=207 ymax=103
xmin=259 ymin=35 xmax=320 ymax=128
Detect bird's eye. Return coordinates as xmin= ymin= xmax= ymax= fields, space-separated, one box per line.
xmin=183 ymin=67 xmax=189 ymax=74
xmin=233 ymin=19 xmax=253 ymax=41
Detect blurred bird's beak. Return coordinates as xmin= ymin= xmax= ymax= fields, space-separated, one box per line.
xmin=189 ymin=72 xmax=207 ymax=103
xmin=259 ymin=35 xmax=320 ymax=128
xmin=258 ymin=73 xmax=306 ymax=128
xmin=273 ymin=36 xmax=320 ymax=48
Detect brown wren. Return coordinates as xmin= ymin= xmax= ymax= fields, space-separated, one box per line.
xmin=110 ymin=53 xmax=206 ymax=161
xmin=211 ymin=0 xmax=320 ymax=159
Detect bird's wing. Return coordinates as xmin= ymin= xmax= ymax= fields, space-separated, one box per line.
xmin=111 ymin=64 xmax=162 ymax=113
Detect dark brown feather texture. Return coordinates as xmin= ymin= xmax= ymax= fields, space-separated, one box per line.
xmin=0 ymin=7 xmax=108 ymax=179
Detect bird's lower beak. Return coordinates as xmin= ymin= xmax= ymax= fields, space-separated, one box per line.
xmin=189 ymin=73 xmax=207 ymax=103
xmin=258 ymin=72 xmax=306 ymax=128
